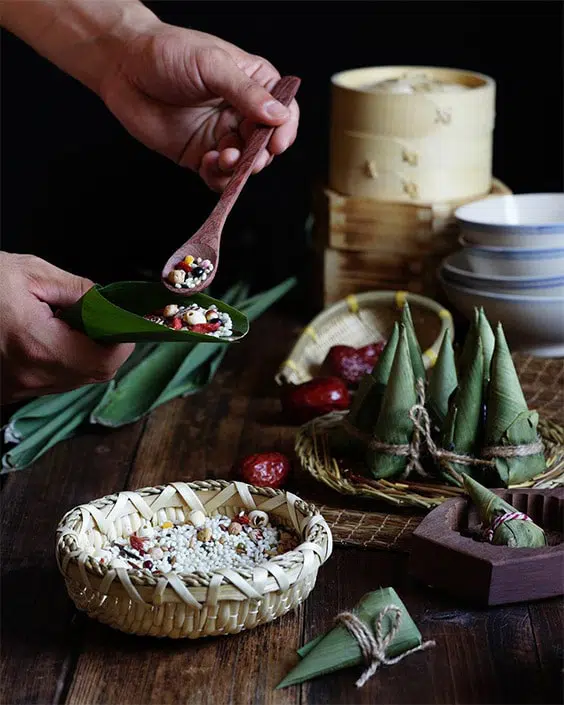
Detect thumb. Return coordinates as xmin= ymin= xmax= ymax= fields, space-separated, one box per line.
xmin=200 ymin=48 xmax=289 ymax=124
xmin=28 ymin=257 xmax=94 ymax=308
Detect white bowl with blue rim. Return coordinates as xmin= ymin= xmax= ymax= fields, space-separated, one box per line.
xmin=459 ymin=236 xmax=564 ymax=277
xmin=455 ymin=193 xmax=564 ymax=248
xmin=438 ymin=271 xmax=564 ymax=357
xmin=440 ymin=251 xmax=564 ymax=296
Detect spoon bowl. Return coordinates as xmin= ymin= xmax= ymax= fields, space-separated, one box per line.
xmin=162 ymin=75 xmax=301 ymax=295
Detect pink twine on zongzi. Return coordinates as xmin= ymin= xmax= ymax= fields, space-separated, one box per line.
xmin=335 ymin=605 xmax=435 ymax=688
xmin=484 ymin=511 xmax=532 ymax=542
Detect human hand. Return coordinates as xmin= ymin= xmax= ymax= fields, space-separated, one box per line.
xmin=100 ymin=22 xmax=300 ymax=191
xmin=0 ymin=252 xmax=134 ymax=402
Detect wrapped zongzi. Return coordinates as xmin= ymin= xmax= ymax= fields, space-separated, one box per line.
xmin=463 ymin=475 xmax=546 ymax=547
xmin=483 ymin=324 xmax=546 ymax=486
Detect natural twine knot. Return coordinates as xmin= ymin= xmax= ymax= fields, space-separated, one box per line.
xmin=340 ymin=378 xmax=545 ymax=482
xmin=335 ymin=605 xmax=436 ymax=688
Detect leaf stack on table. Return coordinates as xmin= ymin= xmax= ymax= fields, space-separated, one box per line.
xmin=1 ymin=278 xmax=296 ymax=472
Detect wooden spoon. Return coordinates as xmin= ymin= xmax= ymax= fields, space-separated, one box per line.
xmin=162 ymin=75 xmax=301 ymax=294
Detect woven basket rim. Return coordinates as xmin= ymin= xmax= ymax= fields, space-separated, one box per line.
xmin=56 ymin=479 xmax=333 ymax=604
xmin=295 ymin=412 xmax=564 ymax=510
xmin=276 ymin=290 xmax=454 ymax=385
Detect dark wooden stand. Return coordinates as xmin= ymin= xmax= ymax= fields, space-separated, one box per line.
xmin=409 ymin=488 xmax=564 ymax=606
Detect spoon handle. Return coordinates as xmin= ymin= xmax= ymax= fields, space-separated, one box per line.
xmin=196 ymin=75 xmax=301 ymax=242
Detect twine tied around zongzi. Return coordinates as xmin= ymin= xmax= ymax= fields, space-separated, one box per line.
xmin=483 ymin=511 xmax=533 ymax=542
xmin=341 ymin=379 xmax=545 ymax=481
xmin=335 ymin=605 xmax=436 ymax=688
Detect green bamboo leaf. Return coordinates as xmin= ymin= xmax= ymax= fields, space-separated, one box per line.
xmin=2 ymin=384 xmax=106 ymax=472
xmin=277 ymin=588 xmax=424 ymax=689
xmin=365 ymin=326 xmax=417 ymax=479
xmin=428 ymin=329 xmax=458 ymax=429
xmin=441 ymin=337 xmax=484 ymax=476
xmin=483 ymin=323 xmax=546 ymax=485
xmin=330 ymin=323 xmax=400 ymax=457
xmin=463 ymin=475 xmax=546 ymax=547
xmin=59 ymin=281 xmax=249 ymax=344
xmin=400 ymin=301 xmax=426 ymax=382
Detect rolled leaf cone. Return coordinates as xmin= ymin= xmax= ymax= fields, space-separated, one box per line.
xmin=427 ymin=329 xmax=458 ymax=430
xmin=59 ymin=281 xmax=250 ymax=344
xmin=330 ymin=324 xmax=400 ymax=456
xmin=400 ymin=301 xmax=426 ymax=382
xmin=365 ymin=326 xmax=417 ymax=479
xmin=483 ymin=323 xmax=546 ymax=486
xmin=457 ymin=307 xmax=495 ymax=385
xmin=477 ymin=307 xmax=495 ymax=382
xmin=441 ymin=337 xmax=484 ymax=478
xmin=457 ymin=308 xmax=479 ymax=380
xmin=462 ymin=475 xmax=547 ymax=547
xmin=276 ymin=588 xmax=424 ymax=689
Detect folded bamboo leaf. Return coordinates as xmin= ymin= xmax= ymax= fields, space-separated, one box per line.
xmin=330 ymin=323 xmax=401 ymax=456
xmin=400 ymin=301 xmax=426 ymax=382
xmin=277 ymin=587 xmax=425 ymax=689
xmin=441 ymin=337 xmax=484 ymax=477
xmin=428 ymin=329 xmax=458 ymax=430
xmin=365 ymin=326 xmax=417 ymax=479
xmin=477 ymin=307 xmax=495 ymax=381
xmin=463 ymin=475 xmax=546 ymax=547
xmin=90 ymin=278 xmax=296 ymax=427
xmin=483 ymin=323 xmax=546 ymax=486
xmin=458 ymin=307 xmax=495 ymax=385
xmin=1 ymin=384 xmax=106 ymax=472
xmin=59 ymin=281 xmax=249 ymax=343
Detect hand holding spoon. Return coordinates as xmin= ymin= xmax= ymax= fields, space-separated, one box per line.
xmin=162 ymin=75 xmax=301 ymax=294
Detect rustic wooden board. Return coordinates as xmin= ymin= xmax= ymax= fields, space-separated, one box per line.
xmin=1 ymin=312 xmax=562 ymax=705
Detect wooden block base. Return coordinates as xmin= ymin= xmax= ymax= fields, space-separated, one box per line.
xmin=408 ymin=489 xmax=564 ymax=606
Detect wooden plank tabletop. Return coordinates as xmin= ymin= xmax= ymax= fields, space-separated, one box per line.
xmin=1 ymin=310 xmax=562 ymax=705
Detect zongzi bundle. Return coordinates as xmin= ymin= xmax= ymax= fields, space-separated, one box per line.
xmin=441 ymin=337 xmax=485 ymax=479
xmin=457 ymin=306 xmax=495 ymax=384
xmin=400 ymin=301 xmax=426 ymax=382
xmin=427 ymin=329 xmax=457 ymax=430
xmin=277 ymin=587 xmax=434 ymax=689
xmin=463 ymin=475 xmax=547 ymax=547
xmin=330 ymin=323 xmax=401 ymax=456
xmin=483 ymin=324 xmax=546 ymax=486
xmin=365 ymin=326 xmax=418 ymax=479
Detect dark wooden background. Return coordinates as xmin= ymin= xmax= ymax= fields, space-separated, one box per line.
xmin=2 ymin=0 xmax=563 ymax=307
xmin=1 ymin=311 xmax=563 ymax=705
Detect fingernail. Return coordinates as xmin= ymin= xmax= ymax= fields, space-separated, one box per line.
xmin=264 ymin=100 xmax=289 ymax=119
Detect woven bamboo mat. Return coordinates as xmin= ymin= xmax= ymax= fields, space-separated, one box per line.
xmin=314 ymin=354 xmax=563 ymax=551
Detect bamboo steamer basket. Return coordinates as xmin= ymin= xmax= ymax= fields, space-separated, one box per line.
xmin=311 ymin=178 xmax=511 ymax=306
xmin=313 ymin=178 xmax=511 ymax=253
xmin=330 ymin=66 xmax=496 ymax=202
xmin=275 ymin=290 xmax=454 ymax=386
xmin=56 ymin=480 xmax=332 ymax=639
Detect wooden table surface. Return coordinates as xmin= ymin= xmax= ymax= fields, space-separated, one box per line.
xmin=1 ymin=310 xmax=562 ymax=705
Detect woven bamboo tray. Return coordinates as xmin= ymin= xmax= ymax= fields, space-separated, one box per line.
xmin=56 ymin=480 xmax=332 ymax=639
xmin=276 ymin=290 xmax=454 ymax=386
xmin=296 ymin=413 xmax=564 ymax=511
xmin=299 ymin=353 xmax=564 ymax=548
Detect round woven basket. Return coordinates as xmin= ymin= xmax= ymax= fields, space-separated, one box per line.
xmin=275 ymin=290 xmax=454 ymax=386
xmin=56 ymin=480 xmax=333 ymax=639
xmin=295 ymin=413 xmax=564 ymax=510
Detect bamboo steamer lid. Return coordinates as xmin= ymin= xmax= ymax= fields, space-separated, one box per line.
xmin=331 ymin=66 xmax=495 ymax=136
xmin=330 ymin=65 xmax=496 ymax=201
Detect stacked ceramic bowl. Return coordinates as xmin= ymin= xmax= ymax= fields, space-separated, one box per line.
xmin=439 ymin=193 xmax=564 ymax=356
